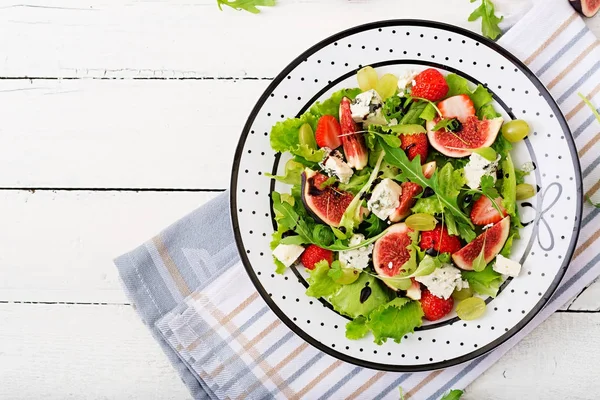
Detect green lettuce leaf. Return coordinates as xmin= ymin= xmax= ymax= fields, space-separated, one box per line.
xmin=265 ymin=159 xmax=304 ymax=185
xmin=444 ymin=73 xmax=499 ymax=115
xmin=462 ymin=265 xmax=503 ymax=298
xmin=329 ymin=273 xmax=392 ymax=319
xmin=309 ymin=88 xmax=362 ymax=119
xmin=270 ymin=113 xmax=318 ymax=153
xmin=478 ymin=103 xmax=501 ymax=120
xmin=419 ymin=103 xmax=438 ymax=121
xmin=382 ymin=95 xmax=405 ymax=122
xmin=345 ymin=316 xmax=370 ymax=340
xmin=365 ymin=298 xmax=424 ymax=344
xmin=412 ymin=196 xmax=444 ymax=215
xmin=305 ymin=260 xmax=341 ymax=298
xmin=515 ymin=168 xmax=530 ymax=185
xmin=492 ymin=132 xmax=512 ymax=159
xmin=339 ymin=170 xmax=370 ymax=194
xmin=399 ymin=101 xmax=428 ymax=124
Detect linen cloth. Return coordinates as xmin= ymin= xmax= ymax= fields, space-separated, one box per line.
xmin=115 ymin=1 xmax=600 ymax=398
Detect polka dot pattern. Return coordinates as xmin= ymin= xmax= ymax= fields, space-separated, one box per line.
xmin=231 ymin=22 xmax=580 ymax=371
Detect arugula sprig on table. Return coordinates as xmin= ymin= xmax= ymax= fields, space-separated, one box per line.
xmin=469 ymin=0 xmax=503 ymax=40
xmin=217 ymin=0 xmax=276 ymax=13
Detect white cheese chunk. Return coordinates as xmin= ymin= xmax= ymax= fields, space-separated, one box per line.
xmin=273 ymin=244 xmax=305 ymax=268
xmin=319 ymin=149 xmax=353 ymax=184
xmin=339 ymin=234 xmax=374 ymax=270
xmin=350 ymin=89 xmax=387 ymax=126
xmin=367 ymin=178 xmax=402 ymax=220
xmin=415 ymin=264 xmax=468 ymax=300
xmin=464 ymin=153 xmax=500 ymax=189
xmin=493 ymin=254 xmax=522 ymax=277
xmin=397 ymin=70 xmax=417 ymax=90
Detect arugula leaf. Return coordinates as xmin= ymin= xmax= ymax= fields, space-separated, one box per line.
xmin=363 ymin=213 xmax=386 ymax=237
xmin=587 ymin=196 xmax=600 ymax=208
xmin=338 ymin=171 xmax=370 ymax=194
xmin=433 ymin=118 xmax=462 ymax=132
xmin=306 ymin=260 xmax=341 ymax=298
xmin=468 ymin=0 xmax=504 ymax=40
xmin=345 ymin=316 xmax=370 ymax=340
xmin=265 ymin=159 xmax=304 ymax=185
xmin=441 ymin=389 xmax=464 ymax=400
xmin=419 ymin=103 xmax=438 ymax=121
xmin=472 ymin=236 xmax=487 ymax=272
xmin=367 ymin=126 xmax=401 ymax=147
xmin=330 ymin=273 xmax=392 ymax=319
xmin=413 ymin=255 xmax=441 ymax=276
xmin=217 ymin=0 xmax=276 ymax=13
xmin=462 ymin=265 xmax=503 ymax=298
xmin=456 ymin=219 xmax=477 ymax=242
xmin=309 ymin=88 xmax=362 ymax=119
xmin=399 ymin=101 xmax=428 ymax=124
xmin=365 ymin=298 xmax=424 ymax=344
xmin=381 ymin=139 xmax=474 ymax=228
xmin=386 ymin=124 xmax=427 ymax=134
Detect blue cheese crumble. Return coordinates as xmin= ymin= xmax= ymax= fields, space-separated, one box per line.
xmin=338 ymin=234 xmax=374 ymax=270
xmin=319 ymin=148 xmax=353 ymax=184
xmin=367 ymin=178 xmax=403 ymax=220
xmin=350 ymin=89 xmax=387 ymax=126
xmin=464 ymin=152 xmax=500 ymax=189
xmin=415 ymin=264 xmax=469 ymax=300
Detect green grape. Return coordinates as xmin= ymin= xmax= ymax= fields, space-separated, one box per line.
xmin=516 ymin=183 xmax=536 ymax=200
xmin=472 ymin=147 xmax=497 ymax=161
xmin=335 ymin=268 xmax=361 ymax=284
xmin=376 ymin=73 xmax=399 ymax=100
xmin=405 ymin=213 xmax=438 ymax=231
xmin=452 ymin=287 xmax=473 ymax=301
xmin=501 ymin=119 xmax=530 ymax=143
xmin=357 ymin=66 xmax=378 ymax=91
xmin=456 ymin=297 xmax=486 ymax=321
xmin=298 ymin=123 xmax=317 ymax=149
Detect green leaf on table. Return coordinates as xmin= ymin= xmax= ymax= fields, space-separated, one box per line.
xmin=345 ymin=316 xmax=370 ymax=340
xmin=365 ymin=298 xmax=424 ymax=345
xmin=217 ymin=0 xmax=276 ymax=13
xmin=468 ymin=0 xmax=504 ymax=40
xmin=578 ymin=92 xmax=600 ymax=126
xmin=440 ymin=389 xmax=464 ymax=400
xmin=587 ymin=195 xmax=600 ymax=208
xmin=305 ymin=260 xmax=341 ymax=298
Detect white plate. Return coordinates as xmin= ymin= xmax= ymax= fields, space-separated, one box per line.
xmin=230 ymin=20 xmax=582 ymax=371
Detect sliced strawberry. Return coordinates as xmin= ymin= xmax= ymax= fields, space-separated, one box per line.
xmin=389 ymin=182 xmax=423 ymax=222
xmin=315 ymin=115 xmax=342 ymax=149
xmin=300 ymin=244 xmax=334 ymax=270
xmin=419 ymin=225 xmax=463 ymax=254
xmin=437 ymin=94 xmax=476 ymax=123
xmin=410 ymin=68 xmax=449 ymax=102
xmin=400 ymin=133 xmax=429 ymax=164
xmin=339 ymin=97 xmax=368 ymax=170
xmin=470 ymin=196 xmax=508 ymax=226
xmin=420 ymin=289 xmax=454 ymax=321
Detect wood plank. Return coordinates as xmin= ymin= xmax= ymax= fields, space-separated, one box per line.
xmin=0 ymin=304 xmax=598 ymax=399
xmin=0 ymin=79 xmax=267 ymax=188
xmin=467 ymin=312 xmax=600 ymax=399
xmin=0 ymin=0 xmax=479 ymax=78
xmin=0 ymin=303 xmax=192 ymax=400
xmin=0 ymin=189 xmax=219 ymax=303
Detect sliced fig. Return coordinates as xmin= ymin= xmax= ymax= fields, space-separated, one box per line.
xmin=570 ymin=0 xmax=600 ymax=17
xmin=339 ymin=97 xmax=368 ymax=170
xmin=301 ymin=168 xmax=354 ymax=227
xmin=422 ymin=161 xmax=436 ymax=179
xmin=452 ymin=216 xmax=510 ymax=271
xmin=426 ymin=116 xmax=503 ymax=158
xmin=373 ymin=223 xmax=415 ymax=288
xmin=389 ymin=182 xmax=423 ymax=223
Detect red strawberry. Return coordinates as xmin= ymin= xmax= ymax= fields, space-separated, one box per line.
xmin=315 ymin=115 xmax=342 ymax=149
xmin=300 ymin=245 xmax=334 ymax=270
xmin=419 ymin=225 xmax=462 ymax=254
xmin=437 ymin=95 xmax=476 ymax=123
xmin=420 ymin=289 xmax=454 ymax=321
xmin=410 ymin=68 xmax=449 ymax=102
xmin=470 ymin=196 xmax=508 ymax=225
xmin=400 ymin=133 xmax=429 ymax=164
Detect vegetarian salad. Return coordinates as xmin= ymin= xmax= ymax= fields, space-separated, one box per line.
xmin=267 ymin=67 xmax=535 ymax=345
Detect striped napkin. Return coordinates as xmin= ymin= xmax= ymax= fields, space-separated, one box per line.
xmin=115 ymin=1 xmax=600 ymax=398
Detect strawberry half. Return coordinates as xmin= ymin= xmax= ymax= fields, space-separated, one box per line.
xmin=400 ymin=133 xmax=429 ymax=164
xmin=410 ymin=68 xmax=449 ymax=102
xmin=437 ymin=94 xmax=476 ymax=123
xmin=339 ymin=97 xmax=368 ymax=170
xmin=300 ymin=245 xmax=334 ymax=270
xmin=470 ymin=196 xmax=508 ymax=226
xmin=419 ymin=225 xmax=463 ymax=254
xmin=315 ymin=115 xmax=342 ymax=149
xmin=420 ymin=289 xmax=454 ymax=321
xmin=389 ymin=182 xmax=423 ymax=222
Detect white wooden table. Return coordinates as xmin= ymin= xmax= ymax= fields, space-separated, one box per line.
xmin=0 ymin=1 xmax=598 ymax=398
